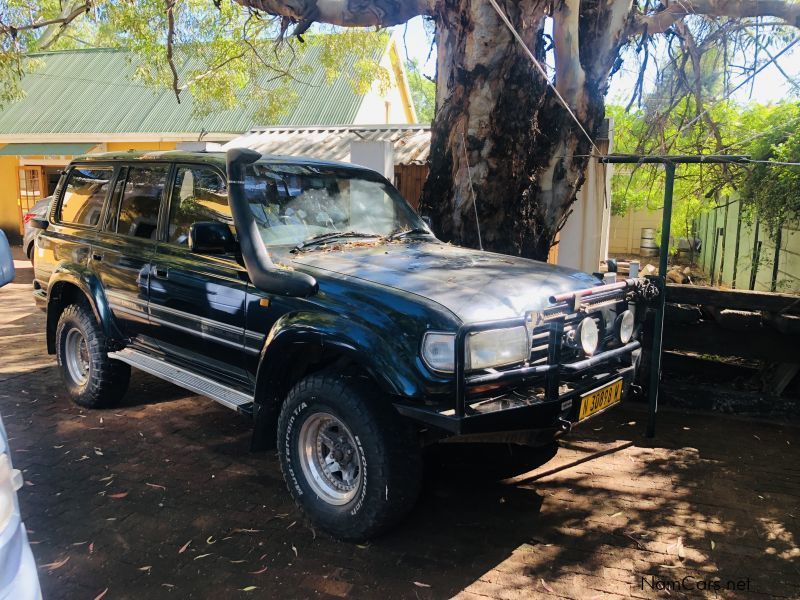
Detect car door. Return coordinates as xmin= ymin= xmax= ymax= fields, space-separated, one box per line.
xmin=92 ymin=163 xmax=169 ymax=348
xmin=147 ymin=163 xmax=250 ymax=391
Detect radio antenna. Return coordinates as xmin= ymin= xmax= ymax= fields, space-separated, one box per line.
xmin=461 ymin=130 xmax=483 ymax=250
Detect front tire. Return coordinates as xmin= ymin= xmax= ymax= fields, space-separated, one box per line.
xmin=277 ymin=374 xmax=422 ymax=541
xmin=55 ymin=303 xmax=130 ymax=408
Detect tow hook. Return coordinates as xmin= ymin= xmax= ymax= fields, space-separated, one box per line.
xmin=557 ymin=418 xmax=572 ymax=433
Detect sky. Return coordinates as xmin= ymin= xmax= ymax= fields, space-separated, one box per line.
xmin=397 ymin=15 xmax=800 ymax=106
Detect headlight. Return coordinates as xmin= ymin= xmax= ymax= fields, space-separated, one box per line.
xmin=421 ymin=326 xmax=530 ymax=373
xmin=466 ymin=326 xmax=529 ymax=371
xmin=616 ymin=310 xmax=635 ymax=344
xmin=578 ymin=318 xmax=599 ymax=356
xmin=421 ymin=332 xmax=455 ymax=372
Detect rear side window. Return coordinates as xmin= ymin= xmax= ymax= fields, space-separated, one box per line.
xmin=114 ymin=166 xmax=169 ymax=239
xmin=168 ymin=166 xmax=229 ymax=245
xmin=57 ymin=167 xmax=113 ymax=226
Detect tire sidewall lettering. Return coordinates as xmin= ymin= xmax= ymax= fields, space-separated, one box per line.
xmin=283 ymin=401 xmax=307 ymax=496
xmin=350 ymin=435 xmax=368 ymax=516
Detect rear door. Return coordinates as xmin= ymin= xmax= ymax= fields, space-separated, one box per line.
xmin=148 ymin=163 xmax=250 ymax=390
xmin=92 ymin=163 xmax=169 ymax=348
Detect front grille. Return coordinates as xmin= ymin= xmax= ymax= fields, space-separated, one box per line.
xmin=528 ymin=313 xmax=603 ymax=364
xmin=529 ymin=286 xmax=627 ymax=366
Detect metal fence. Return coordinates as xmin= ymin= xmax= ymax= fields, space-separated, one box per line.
xmin=696 ymin=195 xmax=800 ymax=293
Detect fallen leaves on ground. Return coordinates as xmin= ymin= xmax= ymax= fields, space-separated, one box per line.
xmin=108 ymin=492 xmax=128 ymax=499
xmin=145 ymin=482 xmax=166 ymax=491
xmin=249 ymin=566 xmax=269 ymax=575
xmin=93 ymin=588 xmax=108 ymax=600
xmin=40 ymin=556 xmax=70 ymax=572
xmin=240 ymin=586 xmax=257 ymax=592
xmin=139 ymin=565 xmax=152 ymax=573
xmin=178 ymin=540 xmax=191 ymax=554
xmin=413 ymin=581 xmax=431 ymax=588
xmin=540 ymin=579 xmax=555 ymax=593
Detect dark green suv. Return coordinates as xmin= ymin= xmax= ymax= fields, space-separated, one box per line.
xmin=31 ymin=148 xmax=649 ymax=540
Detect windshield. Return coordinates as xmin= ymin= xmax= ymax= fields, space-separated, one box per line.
xmin=244 ymin=163 xmax=427 ymax=247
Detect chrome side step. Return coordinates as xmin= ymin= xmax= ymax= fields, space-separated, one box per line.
xmin=109 ymin=348 xmax=253 ymax=412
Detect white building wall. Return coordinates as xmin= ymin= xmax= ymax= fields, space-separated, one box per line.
xmin=556 ymin=131 xmax=613 ymax=273
xmin=353 ymin=41 xmax=416 ymax=125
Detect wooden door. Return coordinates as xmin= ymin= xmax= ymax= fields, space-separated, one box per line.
xmin=18 ymin=166 xmax=46 ymax=234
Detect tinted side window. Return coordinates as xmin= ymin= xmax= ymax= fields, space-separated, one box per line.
xmin=168 ymin=166 xmax=229 ymax=245
xmin=57 ymin=167 xmax=112 ymax=226
xmin=115 ymin=166 xmax=168 ymax=239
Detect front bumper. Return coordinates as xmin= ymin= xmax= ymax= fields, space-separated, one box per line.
xmin=395 ymin=343 xmax=639 ymax=435
xmin=394 ymin=278 xmax=652 ymax=437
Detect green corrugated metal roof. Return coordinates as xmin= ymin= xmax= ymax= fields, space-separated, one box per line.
xmin=0 ymin=43 xmax=384 ymax=136
xmin=0 ymin=142 xmax=98 ymax=155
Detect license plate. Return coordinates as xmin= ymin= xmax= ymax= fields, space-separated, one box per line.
xmin=578 ymin=379 xmax=623 ymax=420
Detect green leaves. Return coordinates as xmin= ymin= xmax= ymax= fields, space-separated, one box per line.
xmin=0 ymin=0 xmax=389 ymax=124
xmin=610 ymin=100 xmax=800 ymax=241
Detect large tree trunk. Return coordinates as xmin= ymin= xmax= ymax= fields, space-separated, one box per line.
xmin=420 ymin=0 xmax=610 ymax=260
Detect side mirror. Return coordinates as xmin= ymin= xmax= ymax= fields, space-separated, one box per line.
xmin=189 ymin=222 xmax=237 ymax=255
xmin=30 ymin=218 xmax=49 ymax=230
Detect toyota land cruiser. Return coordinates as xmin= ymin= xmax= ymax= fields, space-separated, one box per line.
xmin=31 ymin=149 xmax=653 ymax=540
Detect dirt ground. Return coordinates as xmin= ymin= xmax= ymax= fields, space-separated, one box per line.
xmin=1 ymin=253 xmax=798 ymax=599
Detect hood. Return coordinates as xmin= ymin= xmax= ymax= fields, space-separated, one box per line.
xmin=291 ymin=240 xmax=600 ymax=322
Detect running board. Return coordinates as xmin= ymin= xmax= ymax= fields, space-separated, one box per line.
xmin=109 ymin=348 xmax=254 ymax=412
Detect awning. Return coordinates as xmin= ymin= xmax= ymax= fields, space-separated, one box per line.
xmin=0 ymin=143 xmax=98 ymax=156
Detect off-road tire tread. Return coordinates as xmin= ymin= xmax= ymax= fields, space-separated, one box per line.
xmin=278 ymin=373 xmax=421 ymax=541
xmin=56 ymin=302 xmax=130 ymax=408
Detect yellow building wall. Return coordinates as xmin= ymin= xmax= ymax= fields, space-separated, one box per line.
xmin=106 ymin=141 xmax=177 ymax=152
xmin=0 ymin=155 xmax=20 ymax=241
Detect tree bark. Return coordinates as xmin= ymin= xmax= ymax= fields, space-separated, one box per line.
xmin=419 ymin=0 xmax=612 ymax=260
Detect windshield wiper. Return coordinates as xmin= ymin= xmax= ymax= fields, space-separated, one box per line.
xmin=293 ymin=231 xmax=380 ymax=252
xmin=386 ymin=227 xmax=431 ymax=241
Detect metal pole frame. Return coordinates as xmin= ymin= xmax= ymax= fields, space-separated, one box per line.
xmin=600 ymin=154 xmax=748 ymax=438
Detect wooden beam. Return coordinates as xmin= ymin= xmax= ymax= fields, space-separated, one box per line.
xmin=663 ymin=321 xmax=797 ymax=362
xmin=665 ymin=284 xmax=800 ymax=314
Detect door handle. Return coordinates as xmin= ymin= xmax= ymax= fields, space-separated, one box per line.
xmin=153 ymin=266 xmax=169 ymax=279
xmin=91 ymin=253 xmax=103 ymax=262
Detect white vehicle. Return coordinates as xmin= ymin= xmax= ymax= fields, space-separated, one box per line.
xmin=0 ymin=230 xmax=42 ymax=599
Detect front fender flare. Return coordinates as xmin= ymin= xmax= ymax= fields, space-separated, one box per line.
xmin=250 ymin=311 xmax=425 ymax=450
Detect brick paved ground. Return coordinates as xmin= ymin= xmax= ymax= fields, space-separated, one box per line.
xmin=1 ymin=253 xmax=798 ymax=599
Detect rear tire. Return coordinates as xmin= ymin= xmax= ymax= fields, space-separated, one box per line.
xmin=55 ymin=303 xmax=130 ymax=408
xmin=277 ymin=374 xmax=422 ymax=541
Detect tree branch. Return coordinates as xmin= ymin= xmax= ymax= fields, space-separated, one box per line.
xmin=0 ymin=1 xmax=92 ymax=49
xmin=166 ymin=0 xmax=181 ymax=103
xmin=232 ymin=0 xmax=434 ymax=31
xmin=635 ymin=0 xmax=800 ymax=35
xmin=553 ymin=0 xmax=587 ymax=111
